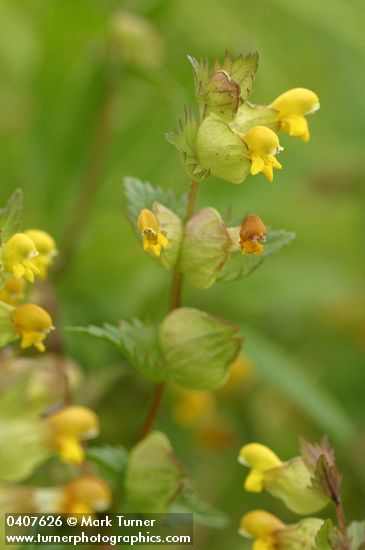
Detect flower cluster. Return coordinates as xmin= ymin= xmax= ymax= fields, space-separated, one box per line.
xmin=0 ymin=213 xmax=57 ymax=352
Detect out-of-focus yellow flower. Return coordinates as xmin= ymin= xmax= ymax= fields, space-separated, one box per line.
xmin=47 ymin=406 xmax=99 ymax=465
xmin=220 ymin=355 xmax=254 ymax=394
xmin=137 ymin=208 xmax=169 ymax=257
xmin=239 ymin=443 xmax=282 ymax=492
xmin=2 ymin=233 xmax=39 ymax=282
xmin=239 ymin=510 xmax=284 ymax=550
xmin=60 ymin=476 xmax=112 ymax=514
xmin=242 ymin=126 xmax=283 ymax=182
xmin=270 ymin=88 xmax=320 ymax=142
xmin=239 ymin=215 xmax=267 ymax=256
xmin=239 ymin=510 xmax=324 ymax=550
xmin=0 ymin=278 xmax=25 ymax=304
xmin=173 ymin=389 xmax=216 ymax=427
xmin=25 ymin=229 xmax=57 ymax=279
xmin=11 ymin=304 xmax=54 ymax=352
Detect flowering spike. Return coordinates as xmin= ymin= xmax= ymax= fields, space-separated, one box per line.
xmin=11 ymin=304 xmax=54 ymax=352
xmin=2 ymin=233 xmax=39 ymax=282
xmin=241 ymin=126 xmax=283 ymax=182
xmin=270 ymin=88 xmax=320 ymax=142
xmin=137 ymin=208 xmax=169 ymax=257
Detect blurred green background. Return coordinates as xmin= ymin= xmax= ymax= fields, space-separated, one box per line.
xmin=1 ymin=0 xmax=365 ymax=548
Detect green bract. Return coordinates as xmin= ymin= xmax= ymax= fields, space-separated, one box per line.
xmin=180 ymin=207 xmax=231 ymax=288
xmin=125 ymin=431 xmax=185 ymax=514
xmin=159 ymin=307 xmax=242 ymax=390
xmin=153 ymin=202 xmax=183 ymax=271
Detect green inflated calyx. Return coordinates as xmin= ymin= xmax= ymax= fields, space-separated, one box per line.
xmin=159 ymin=307 xmax=242 ymax=390
xmin=180 ymin=207 xmax=231 ymax=288
xmin=125 ymin=431 xmax=185 ymax=514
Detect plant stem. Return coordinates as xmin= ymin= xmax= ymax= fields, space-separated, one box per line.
xmin=335 ymin=498 xmax=347 ymax=532
xmin=54 ymin=71 xmax=117 ymax=279
xmin=138 ymin=180 xmax=199 ymax=440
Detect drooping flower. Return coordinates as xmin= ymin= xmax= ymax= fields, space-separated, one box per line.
xmin=59 ymin=476 xmax=112 ymax=514
xmin=238 ymin=442 xmax=329 ymax=514
xmin=25 ymin=229 xmax=57 ymax=279
xmin=270 ymin=88 xmax=320 ymax=142
xmin=239 ymin=509 xmax=323 ymax=550
xmin=137 ymin=208 xmax=169 ymax=257
xmin=0 ymin=278 xmax=25 ymax=305
xmin=239 ymin=215 xmax=267 ymax=256
xmin=46 ymin=405 xmax=99 ymax=465
xmin=11 ymin=304 xmax=54 ymax=352
xmin=2 ymin=233 xmax=39 ymax=282
xmin=242 ymin=126 xmax=283 ymax=182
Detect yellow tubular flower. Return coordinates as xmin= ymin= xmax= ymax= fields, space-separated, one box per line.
xmin=47 ymin=406 xmax=99 ymax=465
xmin=270 ymin=88 xmax=320 ymax=142
xmin=238 ymin=443 xmax=282 ymax=492
xmin=239 ymin=510 xmax=285 ymax=550
xmin=25 ymin=229 xmax=57 ymax=279
xmin=137 ymin=208 xmax=169 ymax=257
xmin=242 ymin=126 xmax=283 ymax=182
xmin=61 ymin=476 xmax=112 ymax=514
xmin=239 ymin=215 xmax=267 ymax=256
xmin=0 ymin=278 xmax=26 ymax=304
xmin=2 ymin=233 xmax=40 ymax=282
xmin=11 ymin=304 xmax=54 ymax=352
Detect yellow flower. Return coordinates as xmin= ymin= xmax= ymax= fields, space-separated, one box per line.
xmin=0 ymin=278 xmax=25 ymax=304
xmin=25 ymin=229 xmax=57 ymax=279
xmin=2 ymin=233 xmax=40 ymax=282
xmin=270 ymin=88 xmax=320 ymax=142
xmin=238 ymin=443 xmax=282 ymax=492
xmin=242 ymin=126 xmax=283 ymax=182
xmin=137 ymin=208 xmax=169 ymax=257
xmin=47 ymin=405 xmax=99 ymax=465
xmin=239 ymin=510 xmax=285 ymax=550
xmin=239 ymin=215 xmax=267 ymax=256
xmin=60 ymin=476 xmax=112 ymax=514
xmin=173 ymin=389 xmax=216 ymax=427
xmin=11 ymin=304 xmax=54 ymax=352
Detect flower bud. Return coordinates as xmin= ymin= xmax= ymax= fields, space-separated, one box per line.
xmin=137 ymin=208 xmax=169 ymax=258
xmin=46 ymin=405 xmax=99 ymax=465
xmin=239 ymin=509 xmax=323 ymax=550
xmin=270 ymin=88 xmax=320 ymax=142
xmin=24 ymin=229 xmax=57 ymax=279
xmin=239 ymin=215 xmax=267 ymax=256
xmin=239 ymin=443 xmax=329 ymax=514
xmin=2 ymin=233 xmax=39 ymax=282
xmin=11 ymin=304 xmax=54 ymax=352
xmin=241 ymin=126 xmax=283 ymax=182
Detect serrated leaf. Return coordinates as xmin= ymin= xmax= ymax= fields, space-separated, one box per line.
xmin=0 ymin=189 xmax=23 ymax=245
xmin=159 ymin=307 xmax=242 ymax=390
xmin=166 ymin=111 xmax=209 ymax=181
xmin=214 ymin=51 xmax=259 ymax=100
xmin=70 ymin=320 xmax=167 ymax=382
xmin=125 ymin=431 xmax=186 ymax=514
xmin=217 ymin=229 xmax=296 ymax=282
xmin=124 ymin=176 xmax=187 ymax=222
xmin=180 ymin=207 xmax=231 ymax=288
xmin=348 ymin=521 xmax=365 ymax=550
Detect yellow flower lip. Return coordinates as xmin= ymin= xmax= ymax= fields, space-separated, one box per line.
xmin=137 ymin=208 xmax=169 ymax=257
xmin=11 ymin=303 xmax=54 ymax=352
xmin=239 ymin=442 xmax=282 ymax=468
xmin=241 ymin=126 xmax=283 ymax=182
xmin=270 ymin=87 xmax=320 ymax=117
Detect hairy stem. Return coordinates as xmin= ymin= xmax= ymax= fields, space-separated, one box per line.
xmin=54 ymin=71 xmax=117 ymax=279
xmin=138 ymin=180 xmax=199 ymax=440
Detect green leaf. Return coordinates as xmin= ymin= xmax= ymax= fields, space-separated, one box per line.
xmin=217 ymin=229 xmax=296 ymax=282
xmin=70 ymin=320 xmax=167 ymax=382
xmin=165 ymin=110 xmax=209 ymax=181
xmin=0 ymin=189 xmax=23 ymax=245
xmin=124 ymin=176 xmax=187 ymax=222
xmin=125 ymin=431 xmax=186 ymax=514
xmin=173 ymin=484 xmax=229 ymax=529
xmin=86 ymin=445 xmax=128 ymax=486
xmin=243 ymin=328 xmax=356 ymax=443
xmin=214 ymin=51 xmax=259 ymax=101
xmin=348 ymin=522 xmax=365 ymax=550
xmin=160 ymin=307 xmax=242 ymax=390
xmin=180 ymin=207 xmax=231 ymax=288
